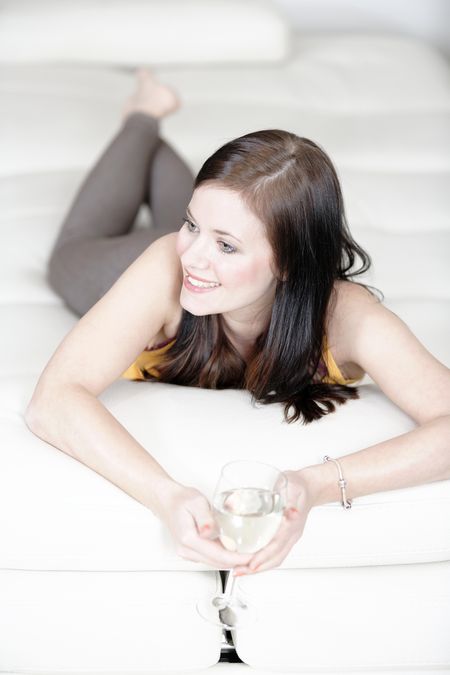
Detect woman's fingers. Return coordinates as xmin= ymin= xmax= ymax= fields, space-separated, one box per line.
xmin=248 ymin=519 xmax=296 ymax=567
xmin=177 ymin=534 xmax=254 ymax=568
xmin=233 ymin=511 xmax=306 ymax=575
xmin=174 ymin=470 xmax=316 ymax=574
xmin=235 ymin=474 xmax=316 ymax=575
xmin=245 ymin=545 xmax=292 ymax=574
xmin=167 ymin=483 xmax=306 ymax=571
xmin=233 ymin=539 xmax=292 ymax=576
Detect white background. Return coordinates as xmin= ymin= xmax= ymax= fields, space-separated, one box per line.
xmin=271 ymin=0 xmax=450 ymax=58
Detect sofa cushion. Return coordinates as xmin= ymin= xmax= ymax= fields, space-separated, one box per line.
xmin=2 ymin=375 xmax=449 ymax=572
xmin=0 ymin=0 xmax=290 ymax=66
xmin=232 ymin=560 xmax=450 ymax=670
xmin=0 ymin=566 xmax=224 ymax=670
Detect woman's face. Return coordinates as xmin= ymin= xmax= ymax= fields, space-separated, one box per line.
xmin=176 ymin=184 xmax=278 ymax=336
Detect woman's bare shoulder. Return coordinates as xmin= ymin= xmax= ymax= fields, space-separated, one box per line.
xmin=159 ymin=231 xmax=184 ymax=290
xmin=150 ymin=232 xmax=184 ymax=346
xmin=326 ymin=280 xmax=380 ymax=378
xmin=332 ymin=279 xmax=379 ymax=311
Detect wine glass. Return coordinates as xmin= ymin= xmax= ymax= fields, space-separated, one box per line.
xmin=196 ymin=460 xmax=287 ymax=630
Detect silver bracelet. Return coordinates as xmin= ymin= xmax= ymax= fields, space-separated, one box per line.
xmin=322 ymin=456 xmax=352 ymax=509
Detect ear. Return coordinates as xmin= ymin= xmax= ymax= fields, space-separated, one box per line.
xmin=272 ymin=264 xmax=287 ymax=283
xmin=270 ymin=257 xmax=287 ymax=282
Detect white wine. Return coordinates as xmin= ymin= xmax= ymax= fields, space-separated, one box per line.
xmin=213 ymin=486 xmax=285 ymax=554
xmin=197 ymin=463 xmax=286 ymax=629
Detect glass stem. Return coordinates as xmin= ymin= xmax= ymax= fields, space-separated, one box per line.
xmin=223 ymin=570 xmax=237 ymax=602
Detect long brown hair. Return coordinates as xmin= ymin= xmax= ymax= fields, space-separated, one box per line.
xmin=145 ymin=130 xmax=382 ymax=424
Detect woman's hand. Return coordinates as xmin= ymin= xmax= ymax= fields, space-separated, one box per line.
xmin=232 ymin=469 xmax=317 ymax=576
xmin=159 ymin=481 xmax=255 ymax=570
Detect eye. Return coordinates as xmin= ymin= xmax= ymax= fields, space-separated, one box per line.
xmin=181 ymin=218 xmax=236 ymax=254
xmin=219 ymin=242 xmax=236 ymax=254
xmin=182 ymin=218 xmax=196 ymax=232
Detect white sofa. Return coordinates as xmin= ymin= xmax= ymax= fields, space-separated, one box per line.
xmin=1 ymin=1 xmax=449 ymax=673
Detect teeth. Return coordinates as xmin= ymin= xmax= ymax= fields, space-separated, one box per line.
xmin=187 ymin=275 xmax=220 ymax=289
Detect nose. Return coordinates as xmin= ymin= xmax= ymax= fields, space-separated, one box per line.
xmin=183 ymin=235 xmax=212 ymax=272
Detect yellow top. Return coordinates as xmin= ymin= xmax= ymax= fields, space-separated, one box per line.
xmin=121 ymin=338 xmax=177 ymax=381
xmin=320 ymin=337 xmax=361 ymax=385
xmin=121 ymin=335 xmax=361 ymax=386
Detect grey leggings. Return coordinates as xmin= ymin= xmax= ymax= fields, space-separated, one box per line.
xmin=47 ymin=112 xmax=195 ymax=317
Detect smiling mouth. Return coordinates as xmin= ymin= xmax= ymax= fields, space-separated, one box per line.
xmin=185 ymin=273 xmax=221 ymax=289
xmin=184 ymin=275 xmax=221 ymax=292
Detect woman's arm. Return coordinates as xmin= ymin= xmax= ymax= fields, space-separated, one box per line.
xmin=301 ymin=414 xmax=450 ymax=507
xmin=303 ymin=287 xmax=450 ymax=505
xmin=25 ymin=384 xmax=181 ymax=519
xmin=24 ymin=234 xmax=257 ymax=570
xmin=235 ymin=292 xmax=450 ymax=575
xmin=25 ymin=385 xmax=257 ymax=571
xmin=24 ymin=233 xmax=184 ymax=516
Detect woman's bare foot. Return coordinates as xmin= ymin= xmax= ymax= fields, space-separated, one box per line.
xmin=121 ymin=67 xmax=182 ymax=123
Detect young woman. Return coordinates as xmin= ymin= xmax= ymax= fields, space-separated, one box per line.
xmin=25 ymin=69 xmax=450 ymax=578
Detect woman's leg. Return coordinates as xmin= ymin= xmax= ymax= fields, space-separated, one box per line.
xmin=47 ymin=111 xmax=194 ymax=316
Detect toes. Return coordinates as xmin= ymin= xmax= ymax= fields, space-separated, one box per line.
xmin=137 ymin=67 xmax=156 ymax=81
xmin=136 ymin=68 xmax=150 ymax=83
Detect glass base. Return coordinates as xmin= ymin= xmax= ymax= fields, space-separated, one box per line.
xmin=196 ymin=589 xmax=258 ymax=630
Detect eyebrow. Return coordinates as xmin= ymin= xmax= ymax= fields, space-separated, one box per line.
xmin=186 ymin=207 xmax=243 ymax=244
